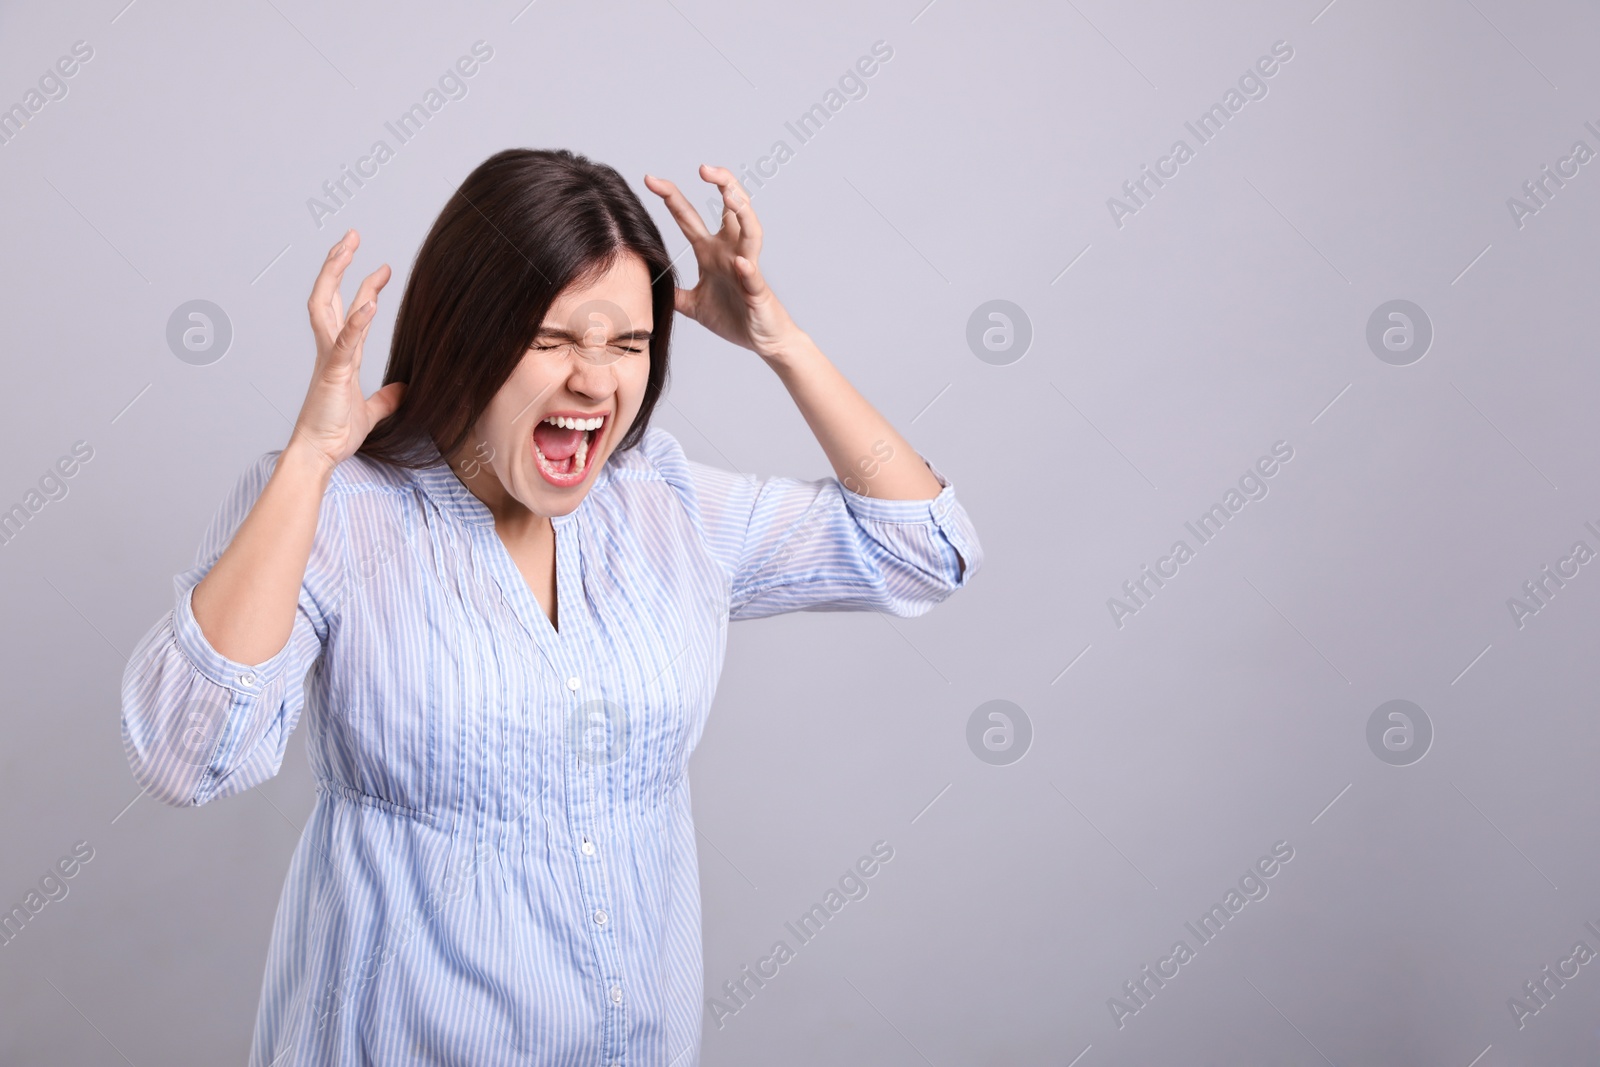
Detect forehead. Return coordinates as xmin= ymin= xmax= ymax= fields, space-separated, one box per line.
xmin=542 ymin=252 xmax=654 ymax=331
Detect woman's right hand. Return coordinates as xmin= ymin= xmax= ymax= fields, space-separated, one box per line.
xmin=290 ymin=229 xmax=405 ymax=471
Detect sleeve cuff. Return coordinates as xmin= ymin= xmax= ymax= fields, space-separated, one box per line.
xmin=838 ymin=455 xmax=954 ymax=522
xmin=839 ymin=455 xmax=981 ymax=582
xmin=172 ymin=579 xmax=296 ymax=698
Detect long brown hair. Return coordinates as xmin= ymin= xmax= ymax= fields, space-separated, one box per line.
xmin=359 ymin=148 xmax=677 ymax=468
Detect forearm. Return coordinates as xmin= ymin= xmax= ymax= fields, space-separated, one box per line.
xmin=190 ymin=441 xmax=335 ymax=665
xmin=767 ymin=333 xmax=943 ymax=501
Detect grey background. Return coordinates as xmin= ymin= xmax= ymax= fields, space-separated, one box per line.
xmin=1 ymin=0 xmax=1596 ymax=1063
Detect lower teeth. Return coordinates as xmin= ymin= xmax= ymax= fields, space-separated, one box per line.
xmin=534 ymin=430 xmax=593 ymax=479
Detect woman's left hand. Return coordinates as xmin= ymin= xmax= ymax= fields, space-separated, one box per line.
xmin=644 ymin=165 xmax=804 ymax=363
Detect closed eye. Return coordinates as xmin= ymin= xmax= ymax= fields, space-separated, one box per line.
xmin=531 ymin=340 xmax=648 ymax=355
xmin=534 ymin=327 xmax=652 ymax=350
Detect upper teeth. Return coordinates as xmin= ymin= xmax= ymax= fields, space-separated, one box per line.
xmin=543 ymin=415 xmax=603 ymax=431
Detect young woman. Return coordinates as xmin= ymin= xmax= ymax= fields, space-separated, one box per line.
xmin=121 ymin=148 xmax=982 ymax=1065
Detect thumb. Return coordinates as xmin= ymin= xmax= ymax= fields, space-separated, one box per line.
xmin=733 ymin=255 xmax=765 ymax=297
xmin=673 ymin=286 xmax=697 ymax=318
xmin=365 ymin=381 xmax=406 ymax=424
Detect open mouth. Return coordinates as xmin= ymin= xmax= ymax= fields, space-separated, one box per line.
xmin=531 ymin=412 xmax=607 ymax=487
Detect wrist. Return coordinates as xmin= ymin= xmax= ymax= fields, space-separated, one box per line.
xmin=761 ymin=329 xmax=822 ymax=375
xmin=279 ymin=433 xmax=340 ymax=485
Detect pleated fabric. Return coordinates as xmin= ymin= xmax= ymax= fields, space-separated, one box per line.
xmin=120 ymin=425 xmax=982 ymax=1066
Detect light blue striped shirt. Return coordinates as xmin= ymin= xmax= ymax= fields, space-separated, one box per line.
xmin=121 ymin=425 xmax=981 ymax=1065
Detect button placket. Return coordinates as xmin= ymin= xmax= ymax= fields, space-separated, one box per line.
xmin=560 ymin=653 xmax=627 ymax=1062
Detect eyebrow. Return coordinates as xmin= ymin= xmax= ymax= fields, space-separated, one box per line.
xmin=534 ymin=325 xmax=654 ymax=342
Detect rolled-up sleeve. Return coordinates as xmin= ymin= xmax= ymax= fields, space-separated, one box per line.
xmin=658 ymin=428 xmax=983 ymax=621
xmin=120 ymin=451 xmax=346 ymax=807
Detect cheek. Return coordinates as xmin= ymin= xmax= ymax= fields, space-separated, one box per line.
xmin=623 ymin=359 xmax=651 ymax=411
xmin=490 ymin=368 xmax=552 ymax=434
xmin=603 ymin=363 xmax=651 ymax=440
xmin=477 ymin=408 xmax=518 ymax=454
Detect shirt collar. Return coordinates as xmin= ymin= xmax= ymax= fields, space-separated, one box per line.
xmin=410 ymin=437 xmax=611 ymax=528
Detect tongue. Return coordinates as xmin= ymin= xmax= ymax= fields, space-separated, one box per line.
xmin=534 ymin=422 xmax=584 ymax=461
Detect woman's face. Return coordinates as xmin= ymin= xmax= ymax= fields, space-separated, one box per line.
xmin=455 ymin=252 xmax=654 ymax=519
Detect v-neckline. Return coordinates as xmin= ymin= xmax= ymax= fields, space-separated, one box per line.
xmin=412 ymin=443 xmax=608 ymax=652
xmin=531 ymin=519 xmax=561 ymax=636
xmin=492 ymin=515 xmax=566 ymax=644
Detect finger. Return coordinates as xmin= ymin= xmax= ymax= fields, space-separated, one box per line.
xmin=709 ymin=167 xmax=762 ymax=252
xmin=673 ymin=286 xmax=697 ymax=318
xmin=694 ymin=165 xmax=740 ymax=240
xmin=328 ymin=298 xmax=378 ymax=370
xmin=643 ymin=174 xmax=712 ymax=244
xmin=733 ymin=255 xmax=767 ymax=298
xmin=716 ymin=185 xmax=741 ymax=242
xmin=349 ymin=263 xmax=392 ymax=320
xmin=364 ymin=381 xmax=406 ymax=424
xmin=335 ymin=256 xmax=390 ymax=340
xmin=728 ymin=186 xmax=762 ymax=258
xmin=309 ymin=229 xmax=360 ymax=339
xmin=700 ymin=164 xmax=753 ymax=242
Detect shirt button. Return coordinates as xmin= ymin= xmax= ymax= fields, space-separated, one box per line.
xmin=581 ymin=837 xmax=595 ymax=856
xmin=567 ymin=676 xmax=581 ymax=691
xmin=593 ymin=909 xmax=608 ymax=926
xmin=610 ymin=986 xmax=623 ymax=1005
xmin=236 ymin=672 xmax=257 ymax=688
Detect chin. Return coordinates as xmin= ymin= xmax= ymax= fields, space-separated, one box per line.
xmin=543 ymin=491 xmax=590 ymax=516
xmin=517 ymin=472 xmax=593 ymax=516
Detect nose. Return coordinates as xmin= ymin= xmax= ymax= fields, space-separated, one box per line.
xmin=562 ymin=352 xmax=617 ymax=405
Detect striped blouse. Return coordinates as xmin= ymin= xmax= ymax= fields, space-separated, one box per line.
xmin=120 ymin=425 xmax=982 ymax=1066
